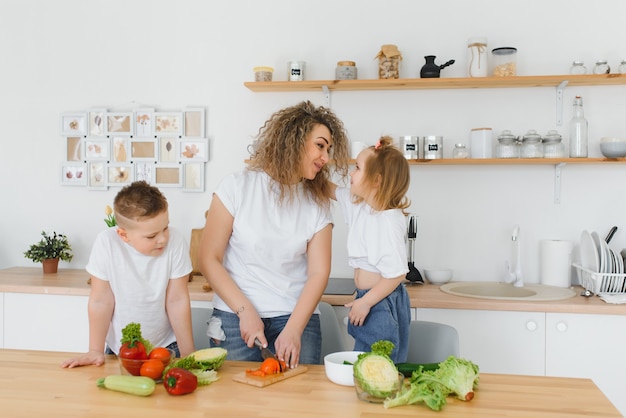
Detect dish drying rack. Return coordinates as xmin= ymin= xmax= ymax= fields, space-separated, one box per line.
xmin=573 ymin=263 xmax=626 ymax=294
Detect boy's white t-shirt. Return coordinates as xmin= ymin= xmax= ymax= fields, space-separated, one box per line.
xmin=86 ymin=227 xmax=192 ymax=354
xmin=213 ymin=170 xmax=332 ymax=317
xmin=336 ymin=187 xmax=408 ymax=279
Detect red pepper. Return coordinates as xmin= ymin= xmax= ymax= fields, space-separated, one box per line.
xmin=163 ymin=367 xmax=198 ymax=396
xmin=119 ymin=338 xmax=148 ymax=360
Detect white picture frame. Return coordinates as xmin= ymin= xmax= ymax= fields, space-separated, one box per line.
xmin=88 ymin=108 xmax=107 ymax=136
xmin=84 ymin=137 xmax=109 ymax=161
xmin=65 ymin=136 xmax=83 ymax=162
xmin=60 ymin=112 xmax=87 ymax=136
xmin=87 ymin=162 xmax=107 ymax=190
xmin=183 ymin=162 xmax=205 ymax=192
xmin=155 ymin=112 xmax=183 ymax=135
xmin=60 ymin=163 xmax=87 ymax=186
xmin=105 ymin=112 xmax=133 ymax=136
xmin=179 ymin=138 xmax=209 ymax=162
xmin=110 ymin=136 xmax=130 ymax=163
xmin=107 ymin=164 xmax=133 ymax=187
xmin=154 ymin=164 xmax=182 ymax=187
xmin=129 ymin=138 xmax=157 ymax=161
xmin=158 ymin=137 xmax=178 ymax=163
xmin=134 ymin=161 xmax=154 ymax=184
xmin=183 ymin=107 xmax=205 ymax=137
xmin=134 ymin=108 xmax=155 ymax=138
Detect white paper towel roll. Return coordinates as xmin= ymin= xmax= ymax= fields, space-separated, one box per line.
xmin=540 ymin=240 xmax=574 ymax=287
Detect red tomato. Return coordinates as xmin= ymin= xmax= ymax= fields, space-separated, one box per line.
xmin=149 ymin=347 xmax=171 ymax=361
xmin=140 ymin=359 xmax=165 ymax=380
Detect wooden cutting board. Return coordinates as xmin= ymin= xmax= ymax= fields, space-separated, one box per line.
xmin=232 ymin=366 xmax=308 ymax=387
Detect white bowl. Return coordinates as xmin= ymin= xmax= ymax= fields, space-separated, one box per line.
xmin=600 ymin=139 xmax=626 ymax=158
xmin=323 ymin=351 xmax=363 ymax=386
xmin=424 ymin=268 xmax=453 ymax=285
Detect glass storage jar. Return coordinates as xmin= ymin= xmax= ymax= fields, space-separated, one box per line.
xmin=496 ymin=130 xmax=519 ymax=158
xmin=336 ymin=61 xmax=357 ymax=80
xmin=491 ymin=47 xmax=517 ymax=76
xmin=542 ymin=130 xmax=565 ymax=158
xmin=593 ymin=59 xmax=610 ymax=74
xmin=453 ymin=143 xmax=469 ymax=159
xmin=569 ymin=60 xmax=586 ymax=75
xmin=618 ymin=60 xmax=626 ymax=74
xmin=520 ymin=130 xmax=543 ymax=158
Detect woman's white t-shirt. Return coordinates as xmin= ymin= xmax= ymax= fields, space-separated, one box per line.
xmin=335 ymin=187 xmax=408 ymax=279
xmin=213 ymin=170 xmax=332 ymax=317
xmin=86 ymin=227 xmax=192 ymax=354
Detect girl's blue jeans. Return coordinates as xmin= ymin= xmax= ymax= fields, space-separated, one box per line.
xmin=348 ymin=283 xmax=411 ymax=363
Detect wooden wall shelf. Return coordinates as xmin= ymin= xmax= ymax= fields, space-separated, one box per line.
xmin=244 ymin=74 xmax=626 ymax=93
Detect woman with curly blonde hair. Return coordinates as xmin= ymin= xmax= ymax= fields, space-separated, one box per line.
xmin=198 ymin=101 xmax=350 ymax=367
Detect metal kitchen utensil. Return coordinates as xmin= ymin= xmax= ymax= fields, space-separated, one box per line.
xmin=254 ymin=338 xmax=285 ymax=371
xmin=605 ymin=226 xmax=618 ymax=244
xmin=406 ymin=215 xmax=424 ymax=285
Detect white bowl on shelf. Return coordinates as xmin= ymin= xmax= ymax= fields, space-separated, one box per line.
xmin=600 ymin=137 xmax=626 ymax=158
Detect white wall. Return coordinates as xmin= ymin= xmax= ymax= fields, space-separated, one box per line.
xmin=2 ymin=0 xmax=626 ymax=285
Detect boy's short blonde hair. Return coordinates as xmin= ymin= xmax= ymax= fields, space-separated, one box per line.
xmin=113 ymin=181 xmax=168 ymax=226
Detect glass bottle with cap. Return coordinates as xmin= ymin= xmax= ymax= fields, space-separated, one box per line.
xmin=593 ymin=59 xmax=610 ymax=74
xmin=542 ymin=130 xmax=565 ymax=158
xmin=569 ymin=60 xmax=587 ymax=75
xmin=520 ymin=130 xmax=543 ymax=158
xmin=496 ymin=130 xmax=519 ymax=158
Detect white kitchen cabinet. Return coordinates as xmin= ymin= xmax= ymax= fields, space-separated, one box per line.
xmin=546 ymin=313 xmax=626 ymax=415
xmin=416 ymin=308 xmax=546 ymax=376
xmin=4 ymin=293 xmax=89 ymax=352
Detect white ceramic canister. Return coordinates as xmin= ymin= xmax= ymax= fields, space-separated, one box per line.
xmin=467 ymin=37 xmax=488 ymax=77
xmin=422 ymin=135 xmax=443 ymax=159
xmin=470 ymin=127 xmax=493 ymax=158
xmin=399 ymin=136 xmax=419 ymax=159
xmin=288 ymin=60 xmax=306 ymax=81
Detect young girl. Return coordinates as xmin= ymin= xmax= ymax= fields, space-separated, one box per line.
xmin=332 ymin=136 xmax=411 ymax=363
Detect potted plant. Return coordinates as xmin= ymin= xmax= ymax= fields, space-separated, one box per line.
xmin=24 ymin=231 xmax=73 ymax=274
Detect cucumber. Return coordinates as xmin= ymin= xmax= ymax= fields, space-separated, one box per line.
xmin=97 ymin=375 xmax=155 ymax=396
xmin=396 ymin=362 xmax=440 ymax=378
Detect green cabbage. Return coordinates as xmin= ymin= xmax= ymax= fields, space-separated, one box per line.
xmin=353 ymin=340 xmax=400 ymax=398
xmin=165 ymin=347 xmax=228 ymax=377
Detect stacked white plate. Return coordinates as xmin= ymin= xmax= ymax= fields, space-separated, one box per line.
xmin=580 ymin=230 xmax=625 ymax=293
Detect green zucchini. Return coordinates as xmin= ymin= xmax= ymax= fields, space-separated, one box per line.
xmin=396 ymin=362 xmax=440 ymax=378
xmin=97 ymin=375 xmax=155 ymax=396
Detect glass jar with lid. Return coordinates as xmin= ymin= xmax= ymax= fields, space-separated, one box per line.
xmin=618 ymin=60 xmax=626 ymax=74
xmin=593 ymin=59 xmax=610 ymax=74
xmin=569 ymin=60 xmax=587 ymax=75
xmin=453 ymin=143 xmax=469 ymax=159
xmin=496 ymin=130 xmax=519 ymax=158
xmin=520 ymin=130 xmax=543 ymax=158
xmin=542 ymin=130 xmax=565 ymax=158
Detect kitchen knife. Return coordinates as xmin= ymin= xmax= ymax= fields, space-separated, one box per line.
xmin=254 ymin=338 xmax=285 ymax=371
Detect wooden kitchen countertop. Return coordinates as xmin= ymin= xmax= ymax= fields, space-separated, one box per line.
xmin=2 ymin=267 xmax=626 ymax=315
xmin=0 ymin=348 xmax=620 ymax=417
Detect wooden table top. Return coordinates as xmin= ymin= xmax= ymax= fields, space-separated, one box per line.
xmin=0 ymin=349 xmax=620 ymax=417
xmin=2 ymin=266 xmax=626 ymax=315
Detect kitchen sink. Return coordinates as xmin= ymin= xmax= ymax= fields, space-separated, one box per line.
xmin=439 ymin=281 xmax=577 ymax=301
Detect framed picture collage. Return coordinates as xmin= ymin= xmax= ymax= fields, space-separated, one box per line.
xmin=60 ymin=107 xmax=207 ymax=192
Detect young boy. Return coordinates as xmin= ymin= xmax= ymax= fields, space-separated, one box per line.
xmin=61 ymin=181 xmax=194 ymax=368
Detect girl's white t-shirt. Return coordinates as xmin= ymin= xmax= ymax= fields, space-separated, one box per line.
xmin=336 ymin=187 xmax=408 ymax=279
xmin=213 ymin=170 xmax=332 ymax=317
xmin=86 ymin=227 xmax=192 ymax=354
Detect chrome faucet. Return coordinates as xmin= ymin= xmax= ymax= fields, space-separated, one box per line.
xmin=504 ymin=225 xmax=524 ymax=287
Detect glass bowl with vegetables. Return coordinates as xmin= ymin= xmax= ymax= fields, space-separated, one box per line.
xmin=352 ymin=341 xmax=405 ymax=403
xmin=119 ymin=347 xmax=175 ymax=380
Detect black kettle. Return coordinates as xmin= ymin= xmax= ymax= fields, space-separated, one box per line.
xmin=420 ymin=55 xmax=455 ymax=78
